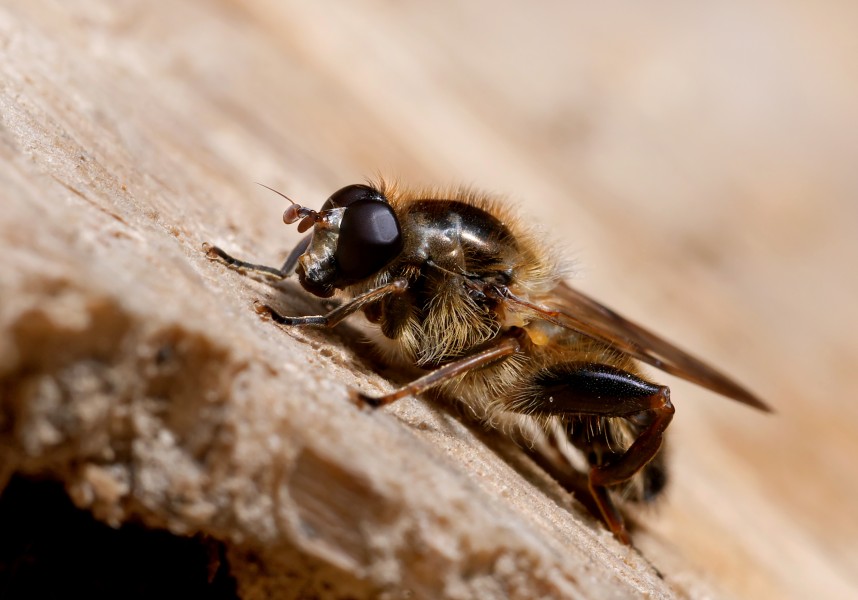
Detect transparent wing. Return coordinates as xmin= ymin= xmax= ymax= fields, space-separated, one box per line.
xmin=507 ymin=280 xmax=770 ymax=411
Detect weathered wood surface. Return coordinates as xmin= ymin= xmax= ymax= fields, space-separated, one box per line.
xmin=1 ymin=1 xmax=856 ymax=598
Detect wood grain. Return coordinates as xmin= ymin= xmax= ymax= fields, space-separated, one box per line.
xmin=1 ymin=1 xmax=855 ymax=598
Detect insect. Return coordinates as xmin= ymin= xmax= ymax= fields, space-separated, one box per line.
xmin=205 ymin=180 xmax=770 ymax=544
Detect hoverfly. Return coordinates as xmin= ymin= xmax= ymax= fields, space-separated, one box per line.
xmin=205 ymin=180 xmax=770 ymax=544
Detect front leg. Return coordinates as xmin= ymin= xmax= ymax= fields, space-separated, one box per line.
xmin=259 ymin=279 xmax=409 ymax=328
xmin=516 ymin=362 xmax=674 ymax=544
xmin=204 ymin=235 xmax=311 ymax=280
xmin=205 ymin=241 xmax=409 ymax=328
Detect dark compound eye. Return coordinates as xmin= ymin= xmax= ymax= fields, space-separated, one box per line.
xmin=321 ymin=184 xmax=385 ymax=212
xmin=335 ymin=199 xmax=403 ymax=281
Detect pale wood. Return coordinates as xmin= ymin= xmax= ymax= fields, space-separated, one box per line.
xmin=1 ymin=1 xmax=856 ymax=598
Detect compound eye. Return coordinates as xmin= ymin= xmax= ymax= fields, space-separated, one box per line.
xmin=321 ymin=184 xmax=385 ymax=211
xmin=335 ymin=199 xmax=403 ymax=281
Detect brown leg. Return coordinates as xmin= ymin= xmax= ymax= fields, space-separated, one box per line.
xmin=523 ymin=431 xmax=604 ymax=522
xmin=353 ymin=333 xmax=523 ymax=408
xmin=520 ymin=362 xmax=675 ymax=543
xmin=205 ymin=242 xmax=408 ymax=327
xmin=259 ymin=278 xmax=409 ymax=328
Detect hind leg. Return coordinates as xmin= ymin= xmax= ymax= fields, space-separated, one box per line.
xmin=517 ymin=362 xmax=674 ymax=544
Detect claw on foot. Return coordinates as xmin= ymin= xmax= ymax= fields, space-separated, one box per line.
xmin=253 ymin=301 xmax=273 ymax=317
xmin=350 ymin=389 xmax=382 ymax=409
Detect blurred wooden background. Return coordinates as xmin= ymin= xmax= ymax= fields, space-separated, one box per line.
xmin=2 ymin=1 xmax=856 ymax=598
